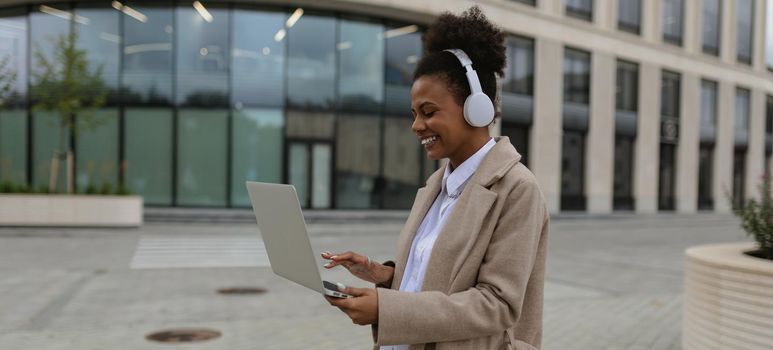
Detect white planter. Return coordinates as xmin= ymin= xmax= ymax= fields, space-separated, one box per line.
xmin=0 ymin=194 xmax=143 ymax=227
xmin=683 ymin=242 xmax=773 ymax=350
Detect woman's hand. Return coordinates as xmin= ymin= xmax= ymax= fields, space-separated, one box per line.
xmin=321 ymin=251 xmax=394 ymax=285
xmin=325 ymin=286 xmax=379 ymax=325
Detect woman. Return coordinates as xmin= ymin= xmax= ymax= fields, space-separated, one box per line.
xmin=323 ymin=6 xmax=549 ymax=350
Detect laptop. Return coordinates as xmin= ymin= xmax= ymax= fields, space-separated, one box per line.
xmin=245 ymin=181 xmax=351 ymax=298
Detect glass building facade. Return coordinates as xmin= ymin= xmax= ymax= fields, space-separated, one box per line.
xmin=0 ymin=3 xmax=447 ymax=209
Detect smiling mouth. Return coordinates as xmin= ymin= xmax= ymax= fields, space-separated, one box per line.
xmin=421 ymin=135 xmax=438 ymax=146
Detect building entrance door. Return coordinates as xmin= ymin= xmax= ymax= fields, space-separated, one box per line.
xmin=287 ymin=140 xmax=333 ymax=209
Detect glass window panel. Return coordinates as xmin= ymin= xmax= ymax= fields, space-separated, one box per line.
xmin=338 ymin=19 xmax=384 ymax=113
xmin=336 ymin=114 xmax=381 ymax=209
xmin=0 ymin=110 xmax=27 ymax=184
xmin=661 ymin=71 xmax=681 ymax=119
xmin=736 ymin=88 xmax=751 ymax=132
xmin=125 ymin=108 xmax=172 ymax=205
xmin=662 ymin=0 xmax=683 ymax=45
xmin=767 ymin=95 xmax=773 ymax=135
xmin=613 ymin=136 xmax=634 ymax=210
xmin=176 ymin=6 xmax=229 ymax=107
xmin=616 ymin=60 xmax=638 ymax=112
xmin=561 ymin=131 xmax=586 ymax=210
xmin=563 ymin=48 xmax=590 ymax=104
xmin=504 ymin=36 xmax=534 ymax=95
xmin=698 ymin=145 xmax=714 ymax=210
xmin=564 ymin=0 xmax=593 ymax=21
xmin=76 ymin=109 xmax=118 ymax=190
xmin=767 ymin=0 xmax=773 ymax=70
xmin=383 ymin=116 xmax=420 ymax=209
xmin=702 ymin=0 xmax=721 ymax=55
xmin=287 ymin=14 xmax=335 ymax=110
xmin=231 ymin=108 xmax=284 ymax=207
xmin=736 ymin=0 xmax=754 ymax=63
xmin=74 ymin=5 xmax=120 ymax=104
xmin=312 ymin=143 xmax=332 ymax=208
xmin=122 ymin=3 xmax=173 ymax=105
xmin=232 ymin=8 xmax=285 ymax=108
xmin=618 ymin=0 xmax=641 ymax=34
xmin=176 ymin=109 xmax=228 ymax=206
xmin=32 ymin=111 xmax=65 ymax=190
xmin=29 ymin=6 xmax=71 ymax=191
xmin=289 ymin=143 xmax=309 ymax=207
xmin=0 ymin=9 xmax=28 ymax=106
xmin=384 ymin=24 xmax=420 ymax=86
xmin=700 ymin=80 xmax=718 ymax=128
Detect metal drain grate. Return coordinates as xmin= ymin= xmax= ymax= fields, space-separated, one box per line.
xmin=217 ymin=287 xmax=267 ymax=295
xmin=146 ymin=328 xmax=221 ymax=343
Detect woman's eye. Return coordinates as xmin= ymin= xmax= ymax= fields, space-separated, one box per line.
xmin=425 ymin=111 xmax=435 ymax=117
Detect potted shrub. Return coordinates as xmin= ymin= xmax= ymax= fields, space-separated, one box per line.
xmin=682 ymin=175 xmax=773 ymax=349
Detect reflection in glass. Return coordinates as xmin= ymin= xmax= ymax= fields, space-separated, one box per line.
xmin=287 ymin=14 xmax=335 ymax=110
xmin=698 ymin=145 xmax=714 ymax=210
xmin=176 ymin=6 xmax=229 ymax=107
xmin=561 ymin=131 xmax=586 ymax=211
xmin=503 ymin=36 xmax=534 ymax=95
xmin=702 ymin=0 xmax=721 ymax=55
xmin=0 ymin=10 xmax=27 ymax=184
xmin=736 ymin=0 xmax=754 ymax=64
xmin=616 ymin=60 xmax=638 ymax=112
xmin=176 ymin=109 xmax=228 ymax=206
xmin=125 ymin=108 xmax=173 ymax=205
xmin=736 ymin=88 xmax=750 ymax=132
xmin=231 ymin=108 xmax=284 ymax=207
xmin=613 ymin=136 xmax=634 ymax=210
xmin=312 ymin=143 xmax=332 ymax=208
xmin=76 ymin=109 xmax=118 ymax=190
xmin=232 ymin=9 xmax=285 ymax=108
xmin=618 ymin=0 xmax=641 ymax=34
xmin=565 ymin=0 xmax=593 ymax=21
xmin=701 ymin=80 xmax=718 ymax=129
xmin=385 ymin=24 xmax=420 ymax=86
xmin=662 ymin=0 xmax=683 ymax=45
xmin=658 ymin=144 xmax=677 ymax=210
xmin=336 ymin=114 xmax=381 ymax=208
xmin=661 ymin=71 xmax=681 ymax=120
xmin=32 ymin=111 xmax=64 ymax=189
xmin=338 ymin=19 xmax=384 ymax=112
xmin=289 ymin=143 xmax=309 ymax=207
xmin=383 ymin=116 xmax=420 ymax=209
xmin=122 ymin=4 xmax=173 ymax=105
xmin=767 ymin=0 xmax=773 ymax=70
xmin=733 ymin=149 xmax=746 ymax=208
xmin=75 ymin=5 xmax=120 ymax=104
xmin=564 ymin=48 xmax=591 ymax=104
xmin=0 ymin=110 xmax=27 ymax=183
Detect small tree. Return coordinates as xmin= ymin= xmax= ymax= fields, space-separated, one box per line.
xmin=30 ymin=29 xmax=107 ymax=193
xmin=732 ymin=173 xmax=773 ymax=260
xmin=0 ymin=55 xmax=16 ymax=107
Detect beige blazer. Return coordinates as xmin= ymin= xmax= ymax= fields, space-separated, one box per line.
xmin=373 ymin=137 xmax=549 ymax=350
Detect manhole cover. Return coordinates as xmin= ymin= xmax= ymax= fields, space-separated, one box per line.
xmin=146 ymin=328 xmax=221 ymax=343
xmin=217 ymin=287 xmax=267 ymax=295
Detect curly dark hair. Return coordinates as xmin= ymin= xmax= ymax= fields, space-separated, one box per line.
xmin=414 ymin=6 xmax=506 ymax=109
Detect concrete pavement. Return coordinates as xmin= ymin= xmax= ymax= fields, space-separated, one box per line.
xmin=0 ymin=213 xmax=749 ymax=349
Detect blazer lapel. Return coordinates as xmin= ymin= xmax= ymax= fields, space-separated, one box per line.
xmin=390 ymin=170 xmax=442 ymax=290
xmin=420 ymin=183 xmax=497 ymax=292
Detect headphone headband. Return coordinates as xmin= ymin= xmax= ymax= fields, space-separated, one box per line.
xmin=443 ymin=49 xmax=473 ymax=69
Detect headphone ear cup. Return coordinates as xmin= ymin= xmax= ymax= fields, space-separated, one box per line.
xmin=463 ymin=93 xmax=495 ymax=127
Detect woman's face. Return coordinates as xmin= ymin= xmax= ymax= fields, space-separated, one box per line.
xmin=410 ymin=74 xmax=476 ymax=162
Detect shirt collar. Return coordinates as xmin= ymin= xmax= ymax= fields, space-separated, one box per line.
xmin=442 ymin=138 xmax=496 ymax=198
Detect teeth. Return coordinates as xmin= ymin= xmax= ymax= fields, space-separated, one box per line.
xmin=421 ymin=136 xmax=438 ymax=145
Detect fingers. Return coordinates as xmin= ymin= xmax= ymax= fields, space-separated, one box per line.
xmin=339 ymin=286 xmax=372 ymax=298
xmin=321 ymin=251 xmax=360 ymax=269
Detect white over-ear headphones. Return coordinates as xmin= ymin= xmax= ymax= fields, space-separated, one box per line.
xmin=443 ymin=48 xmax=495 ymax=127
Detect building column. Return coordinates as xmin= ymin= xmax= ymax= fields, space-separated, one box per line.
xmin=594 ymin=0 xmax=616 ymax=30
xmin=538 ymin=0 xmax=563 ymax=17
xmin=531 ymin=38 xmax=563 ymax=214
xmin=746 ymin=89 xmax=766 ymax=200
xmin=714 ymin=81 xmax=735 ymax=213
xmin=641 ymin=0 xmax=662 ymax=44
xmin=634 ymin=62 xmax=661 ymax=213
xmin=586 ymin=52 xmax=615 ymax=213
xmin=676 ymin=72 xmax=700 ymax=213
xmin=720 ymin=0 xmax=737 ymax=64
xmin=683 ymin=0 xmax=701 ymax=54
